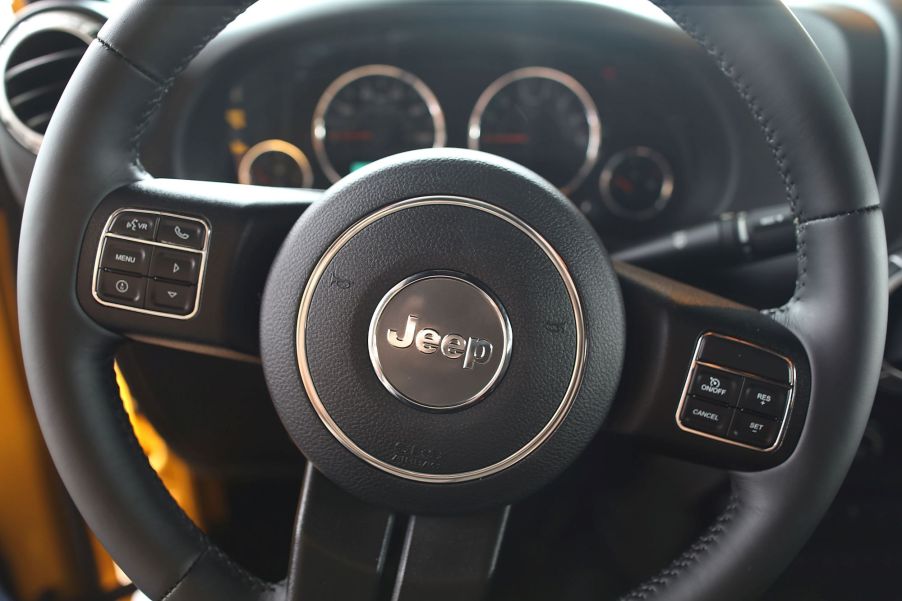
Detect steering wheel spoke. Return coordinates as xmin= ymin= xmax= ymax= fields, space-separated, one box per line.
xmin=76 ymin=177 xmax=321 ymax=359
xmin=605 ymin=262 xmax=811 ymax=471
xmin=285 ymin=464 xmax=395 ymax=601
xmin=390 ymin=506 xmax=509 ymax=601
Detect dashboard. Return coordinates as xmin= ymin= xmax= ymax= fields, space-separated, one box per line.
xmin=162 ymin=1 xmax=799 ymax=254
xmin=0 ymin=0 xmax=889 ymax=272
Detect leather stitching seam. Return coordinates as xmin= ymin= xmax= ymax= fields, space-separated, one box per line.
xmin=110 ymin=293 xmax=276 ymax=594
xmin=95 ymin=37 xmax=163 ymax=86
xmin=618 ymin=495 xmax=740 ymax=600
xmin=800 ymin=203 xmax=881 ymax=226
xmin=159 ymin=548 xmax=205 ymax=601
xmin=651 ymin=0 xmax=807 ymax=310
xmin=125 ymin=0 xmax=257 ymax=169
xmin=626 ymin=1 xmax=809 ymax=598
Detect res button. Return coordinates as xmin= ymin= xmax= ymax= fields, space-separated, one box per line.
xmin=738 ymin=381 xmax=788 ymax=420
xmin=689 ymin=366 xmax=742 ymax=406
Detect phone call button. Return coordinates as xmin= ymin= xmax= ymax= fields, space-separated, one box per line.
xmin=157 ymin=217 xmax=205 ymax=249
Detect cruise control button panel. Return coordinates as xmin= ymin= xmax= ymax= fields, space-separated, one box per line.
xmin=677 ymin=333 xmax=795 ymax=452
xmin=93 ymin=209 xmax=209 ymax=318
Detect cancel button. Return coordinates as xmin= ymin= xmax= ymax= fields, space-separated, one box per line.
xmin=680 ymin=397 xmax=734 ymax=437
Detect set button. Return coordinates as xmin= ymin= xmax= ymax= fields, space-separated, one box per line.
xmin=729 ymin=412 xmax=780 ymax=448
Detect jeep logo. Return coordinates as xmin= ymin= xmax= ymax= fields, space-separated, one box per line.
xmin=386 ymin=314 xmax=493 ymax=369
xmin=369 ymin=272 xmax=512 ymax=410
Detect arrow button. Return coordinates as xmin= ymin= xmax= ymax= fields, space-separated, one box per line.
xmin=149 ymin=248 xmax=199 ymax=284
xmin=147 ymin=280 xmax=196 ymax=315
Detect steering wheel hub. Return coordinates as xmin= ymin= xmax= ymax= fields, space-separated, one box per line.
xmin=262 ymin=150 xmax=625 ymax=509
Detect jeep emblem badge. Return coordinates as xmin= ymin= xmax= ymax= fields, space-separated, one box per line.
xmin=369 ymin=272 xmax=512 ymax=411
xmin=386 ymin=314 xmax=494 ymax=369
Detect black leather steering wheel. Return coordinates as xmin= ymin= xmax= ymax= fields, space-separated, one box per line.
xmin=16 ymin=1 xmax=888 ymax=599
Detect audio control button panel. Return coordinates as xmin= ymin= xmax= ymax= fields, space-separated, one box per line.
xmin=92 ymin=209 xmax=209 ymax=319
xmin=677 ymin=333 xmax=795 ymax=452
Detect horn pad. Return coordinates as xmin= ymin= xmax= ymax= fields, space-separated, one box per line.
xmin=261 ymin=149 xmax=625 ymax=513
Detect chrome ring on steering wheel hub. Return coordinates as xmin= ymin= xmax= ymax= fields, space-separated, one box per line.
xmin=294 ymin=195 xmax=587 ymax=483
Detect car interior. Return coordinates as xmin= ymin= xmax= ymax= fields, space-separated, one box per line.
xmin=0 ymin=0 xmax=899 ymax=599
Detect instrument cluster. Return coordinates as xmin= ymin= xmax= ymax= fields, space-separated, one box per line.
xmin=173 ymin=10 xmax=754 ymax=250
xmin=221 ymin=60 xmax=686 ymax=231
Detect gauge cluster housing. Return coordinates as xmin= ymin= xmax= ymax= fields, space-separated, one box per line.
xmin=140 ymin=1 xmax=883 ymax=254
xmin=152 ymin=1 xmax=774 ymax=251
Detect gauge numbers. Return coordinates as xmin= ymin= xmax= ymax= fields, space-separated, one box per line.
xmin=468 ymin=67 xmax=601 ymax=195
xmin=312 ymin=65 xmax=446 ymax=183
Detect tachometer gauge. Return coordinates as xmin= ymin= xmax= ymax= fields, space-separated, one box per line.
xmin=312 ymin=65 xmax=446 ymax=183
xmin=468 ymin=67 xmax=601 ymax=195
xmin=238 ymin=139 xmax=314 ymax=188
xmin=600 ymin=146 xmax=674 ymax=220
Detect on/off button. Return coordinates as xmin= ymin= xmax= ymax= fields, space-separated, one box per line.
xmin=690 ymin=366 xmax=742 ymax=406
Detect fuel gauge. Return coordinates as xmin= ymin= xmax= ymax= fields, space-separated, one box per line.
xmin=238 ymin=139 xmax=314 ymax=188
xmin=600 ymin=146 xmax=674 ymax=220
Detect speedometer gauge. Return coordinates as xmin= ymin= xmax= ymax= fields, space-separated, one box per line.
xmin=468 ymin=67 xmax=601 ymax=195
xmin=312 ymin=65 xmax=446 ymax=183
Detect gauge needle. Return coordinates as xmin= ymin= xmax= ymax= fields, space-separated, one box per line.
xmin=613 ymin=175 xmax=635 ymax=194
xmin=329 ymin=130 xmax=376 ymax=141
xmin=482 ymin=133 xmax=530 ymax=144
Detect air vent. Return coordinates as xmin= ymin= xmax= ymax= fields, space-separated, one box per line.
xmin=0 ymin=10 xmax=101 ymax=153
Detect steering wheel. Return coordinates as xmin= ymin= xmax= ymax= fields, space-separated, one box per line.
xmin=17 ymin=0 xmax=887 ymax=599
